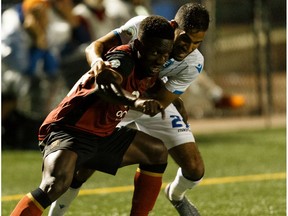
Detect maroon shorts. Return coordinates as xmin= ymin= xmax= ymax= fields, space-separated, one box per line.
xmin=40 ymin=126 xmax=137 ymax=175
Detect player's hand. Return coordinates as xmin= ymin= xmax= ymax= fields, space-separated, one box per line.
xmin=91 ymin=58 xmax=111 ymax=76
xmin=135 ymin=99 xmax=165 ymax=119
xmin=172 ymin=97 xmax=188 ymax=124
xmin=96 ymin=68 xmax=123 ymax=85
xmin=95 ymin=68 xmax=125 ymax=103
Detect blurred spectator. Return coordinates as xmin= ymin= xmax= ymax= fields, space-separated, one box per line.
xmin=182 ymin=72 xmax=245 ymax=118
xmin=2 ymin=0 xmax=61 ymax=117
xmin=72 ymin=0 xmax=126 ymax=41
xmin=193 ymin=72 xmax=245 ymax=108
xmin=104 ymin=0 xmax=151 ymax=25
xmin=1 ymin=0 xmax=86 ymax=149
xmin=60 ymin=0 xmax=148 ymax=88
xmin=55 ymin=0 xmax=153 ymax=88
xmin=2 ymin=70 xmax=41 ymax=150
xmin=50 ymin=0 xmax=91 ymax=53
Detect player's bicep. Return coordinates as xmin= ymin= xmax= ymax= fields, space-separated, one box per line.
xmin=97 ymin=31 xmax=122 ymax=54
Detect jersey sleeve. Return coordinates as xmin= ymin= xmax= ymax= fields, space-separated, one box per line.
xmin=161 ymin=50 xmax=204 ymax=95
xmin=112 ymin=15 xmax=147 ymax=44
xmin=104 ymin=50 xmax=135 ymax=78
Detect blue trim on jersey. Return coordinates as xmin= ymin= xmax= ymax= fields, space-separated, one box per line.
xmin=163 ymin=59 xmax=175 ymax=68
xmin=113 ymin=30 xmax=123 ymax=45
xmin=173 ymin=90 xmax=183 ymax=95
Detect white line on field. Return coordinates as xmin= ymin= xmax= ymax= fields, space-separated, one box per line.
xmin=1 ymin=172 xmax=285 ymax=202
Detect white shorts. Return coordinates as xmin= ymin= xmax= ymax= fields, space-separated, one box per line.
xmin=117 ymin=104 xmax=195 ymax=149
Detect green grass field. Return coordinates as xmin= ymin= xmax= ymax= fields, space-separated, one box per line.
xmin=2 ymin=127 xmax=286 ymax=215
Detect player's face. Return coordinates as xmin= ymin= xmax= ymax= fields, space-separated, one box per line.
xmin=171 ymin=29 xmax=206 ymax=61
xmin=138 ymin=37 xmax=173 ymax=76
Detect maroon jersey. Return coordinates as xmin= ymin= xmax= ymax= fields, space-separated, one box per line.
xmin=38 ymin=45 xmax=156 ymax=140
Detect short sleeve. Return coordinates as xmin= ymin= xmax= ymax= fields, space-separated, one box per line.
xmin=112 ymin=15 xmax=147 ymax=44
xmin=105 ymin=50 xmax=135 ymax=77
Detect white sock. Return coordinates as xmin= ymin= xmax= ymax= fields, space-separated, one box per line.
xmin=48 ymin=187 xmax=81 ymax=216
xmin=168 ymin=168 xmax=202 ymax=201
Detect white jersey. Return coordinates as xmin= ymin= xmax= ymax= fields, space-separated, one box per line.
xmin=113 ymin=15 xmax=204 ymax=94
xmin=115 ymin=16 xmax=204 ymax=148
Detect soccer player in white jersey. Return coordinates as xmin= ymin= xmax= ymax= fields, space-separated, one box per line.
xmin=49 ymin=3 xmax=209 ymax=216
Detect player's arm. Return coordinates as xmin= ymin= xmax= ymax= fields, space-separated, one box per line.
xmin=146 ymin=79 xmax=179 ymax=109
xmin=85 ymin=31 xmax=121 ymax=73
xmin=86 ymin=16 xmax=142 ymax=73
xmin=96 ymin=69 xmax=164 ymax=118
xmin=145 ymin=79 xmax=188 ymax=122
xmin=172 ymin=97 xmax=188 ymax=124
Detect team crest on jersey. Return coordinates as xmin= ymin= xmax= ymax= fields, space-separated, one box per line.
xmin=110 ymin=59 xmax=121 ymax=68
xmin=124 ymin=27 xmax=135 ymax=36
xmin=163 ymin=59 xmax=174 ymax=68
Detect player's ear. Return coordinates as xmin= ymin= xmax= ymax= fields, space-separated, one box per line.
xmin=134 ymin=39 xmax=144 ymax=52
xmin=170 ymin=20 xmax=178 ymax=30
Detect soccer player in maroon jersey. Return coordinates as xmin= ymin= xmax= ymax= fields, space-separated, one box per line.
xmin=10 ymin=15 xmax=174 ymax=216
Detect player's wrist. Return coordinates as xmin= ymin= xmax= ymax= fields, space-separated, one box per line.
xmin=129 ymin=98 xmax=138 ymax=108
xmin=90 ymin=57 xmax=103 ymax=68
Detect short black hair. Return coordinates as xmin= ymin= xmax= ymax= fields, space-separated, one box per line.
xmin=174 ymin=3 xmax=210 ymax=32
xmin=138 ymin=15 xmax=174 ymax=41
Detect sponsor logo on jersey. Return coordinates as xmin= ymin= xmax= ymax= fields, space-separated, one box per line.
xmin=163 ymin=59 xmax=175 ymax=68
xmin=115 ymin=110 xmax=128 ymax=121
xmin=195 ymin=64 xmax=203 ymax=73
xmin=125 ymin=27 xmax=135 ymax=36
xmin=178 ymin=128 xmax=190 ymax=132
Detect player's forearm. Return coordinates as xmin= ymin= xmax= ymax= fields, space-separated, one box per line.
xmin=96 ymin=70 xmax=163 ymax=116
xmin=172 ymin=97 xmax=189 ymax=123
xmin=95 ymin=69 xmax=136 ymax=106
xmin=85 ymin=32 xmax=121 ymax=67
xmin=98 ymin=88 xmax=138 ymax=107
xmin=85 ymin=41 xmax=104 ymax=67
xmin=146 ymin=82 xmax=179 ymax=109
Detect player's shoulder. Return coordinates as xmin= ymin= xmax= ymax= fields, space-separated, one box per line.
xmin=166 ymin=49 xmax=204 ymax=75
xmin=119 ymin=15 xmax=148 ymax=32
xmin=105 ymin=45 xmax=135 ymax=77
xmin=184 ymin=49 xmax=204 ymax=74
xmin=106 ymin=44 xmax=134 ymax=61
xmin=184 ymin=49 xmax=204 ymax=66
xmin=114 ymin=15 xmax=148 ymax=44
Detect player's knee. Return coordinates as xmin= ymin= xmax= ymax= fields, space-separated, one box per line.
xmin=148 ymin=141 xmax=168 ymax=164
xmin=182 ymin=156 xmax=205 ymax=181
xmin=40 ymin=174 xmax=72 ymax=201
xmin=74 ymin=168 xmax=95 ymax=183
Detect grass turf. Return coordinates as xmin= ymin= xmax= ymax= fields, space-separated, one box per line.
xmin=2 ymin=127 xmax=286 ymax=215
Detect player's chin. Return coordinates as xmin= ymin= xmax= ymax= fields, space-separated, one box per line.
xmin=172 ymin=50 xmax=189 ymax=61
xmin=173 ymin=53 xmax=187 ymax=61
xmin=149 ymin=67 xmax=161 ymax=75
